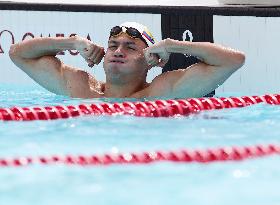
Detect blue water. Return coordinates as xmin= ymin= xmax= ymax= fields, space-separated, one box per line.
xmin=0 ymin=84 xmax=280 ymax=205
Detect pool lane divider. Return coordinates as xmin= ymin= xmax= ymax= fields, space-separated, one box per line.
xmin=0 ymin=144 xmax=279 ymax=167
xmin=0 ymin=94 xmax=279 ymax=121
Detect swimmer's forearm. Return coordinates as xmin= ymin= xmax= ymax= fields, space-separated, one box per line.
xmin=165 ymin=39 xmax=245 ymax=67
xmin=9 ymin=37 xmax=77 ymax=59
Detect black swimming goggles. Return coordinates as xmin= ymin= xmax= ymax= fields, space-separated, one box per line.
xmin=109 ymin=26 xmax=154 ymax=46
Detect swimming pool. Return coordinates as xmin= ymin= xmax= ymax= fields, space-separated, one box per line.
xmin=0 ymin=83 xmax=279 ymax=205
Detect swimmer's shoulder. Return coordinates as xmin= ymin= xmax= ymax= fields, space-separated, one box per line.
xmin=132 ymin=70 xmax=187 ymax=98
xmin=144 ymin=71 xmax=177 ymax=97
xmin=62 ymin=65 xmax=105 ymax=98
xmin=130 ymin=73 xmax=172 ymax=98
xmin=85 ymin=73 xmax=106 ymax=98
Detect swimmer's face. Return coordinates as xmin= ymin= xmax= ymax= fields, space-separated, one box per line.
xmin=103 ymin=33 xmax=150 ymax=80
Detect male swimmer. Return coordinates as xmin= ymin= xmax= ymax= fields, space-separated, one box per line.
xmin=9 ymin=22 xmax=245 ymax=99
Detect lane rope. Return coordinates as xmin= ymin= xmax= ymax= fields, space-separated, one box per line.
xmin=0 ymin=94 xmax=280 ymax=121
xmin=0 ymin=144 xmax=279 ymax=167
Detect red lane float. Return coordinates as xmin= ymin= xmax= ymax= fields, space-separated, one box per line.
xmin=0 ymin=94 xmax=280 ymax=121
xmin=0 ymin=144 xmax=279 ymax=167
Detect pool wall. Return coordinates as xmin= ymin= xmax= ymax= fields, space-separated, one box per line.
xmin=1 ymin=3 xmax=280 ymax=95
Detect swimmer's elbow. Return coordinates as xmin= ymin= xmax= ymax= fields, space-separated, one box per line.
xmin=231 ymin=51 xmax=246 ymax=70
xmin=9 ymin=44 xmax=17 ymax=59
xmin=236 ymin=52 xmax=246 ymax=67
xmin=9 ymin=44 xmax=22 ymax=62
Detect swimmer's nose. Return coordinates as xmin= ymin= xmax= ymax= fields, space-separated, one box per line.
xmin=114 ymin=47 xmax=125 ymax=58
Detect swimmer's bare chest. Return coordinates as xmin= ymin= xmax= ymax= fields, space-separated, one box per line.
xmin=86 ymin=81 xmax=151 ymax=99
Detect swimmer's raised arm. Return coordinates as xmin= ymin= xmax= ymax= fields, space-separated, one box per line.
xmin=9 ymin=36 xmax=105 ymax=97
xmin=144 ymin=38 xmax=245 ymax=98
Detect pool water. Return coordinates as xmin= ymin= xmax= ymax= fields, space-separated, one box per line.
xmin=0 ymin=84 xmax=280 ymax=205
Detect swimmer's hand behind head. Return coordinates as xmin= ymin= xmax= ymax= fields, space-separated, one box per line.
xmin=143 ymin=39 xmax=171 ymax=68
xmin=72 ymin=35 xmax=105 ymax=68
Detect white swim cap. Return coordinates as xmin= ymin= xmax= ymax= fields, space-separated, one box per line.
xmin=118 ymin=22 xmax=156 ymax=46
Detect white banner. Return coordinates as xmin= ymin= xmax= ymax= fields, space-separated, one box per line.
xmin=214 ymin=15 xmax=280 ymax=94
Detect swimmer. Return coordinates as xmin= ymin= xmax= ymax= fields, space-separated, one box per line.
xmin=9 ymin=22 xmax=245 ymax=99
